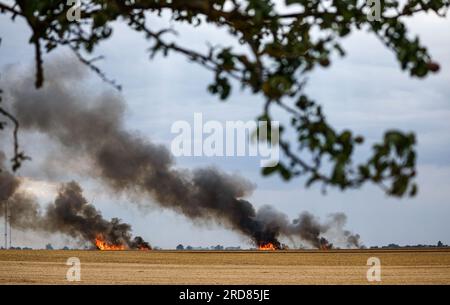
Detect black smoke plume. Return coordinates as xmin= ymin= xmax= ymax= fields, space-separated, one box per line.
xmin=0 ymin=154 xmax=150 ymax=249
xmin=2 ymin=57 xmax=361 ymax=249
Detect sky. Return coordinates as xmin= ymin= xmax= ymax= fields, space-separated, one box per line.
xmin=0 ymin=3 xmax=449 ymax=249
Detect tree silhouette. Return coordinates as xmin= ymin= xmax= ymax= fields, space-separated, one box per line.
xmin=0 ymin=0 xmax=449 ymax=197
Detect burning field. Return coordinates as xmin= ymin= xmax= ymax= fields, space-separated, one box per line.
xmin=0 ymin=163 xmax=358 ymax=251
xmin=0 ymin=58 xmax=361 ymax=251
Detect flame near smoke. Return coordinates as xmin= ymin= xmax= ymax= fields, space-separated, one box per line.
xmin=0 ymin=166 xmax=152 ymax=251
xmin=258 ymin=243 xmax=277 ymax=251
xmin=95 ymin=235 xmax=127 ymax=251
xmin=1 ymin=57 xmax=363 ymax=251
xmin=94 ymin=234 xmax=152 ymax=251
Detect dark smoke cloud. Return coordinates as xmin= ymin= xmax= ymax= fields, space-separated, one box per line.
xmin=255 ymin=206 xmax=360 ymax=248
xmin=0 ymin=154 xmax=150 ymax=249
xmin=2 ymin=57 xmax=361 ymax=249
xmin=290 ymin=212 xmax=361 ymax=249
xmin=45 ymin=181 xmax=150 ymax=249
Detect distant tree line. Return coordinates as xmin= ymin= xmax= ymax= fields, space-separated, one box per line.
xmin=370 ymin=241 xmax=448 ymax=249
xmin=176 ymin=244 xmax=241 ymax=251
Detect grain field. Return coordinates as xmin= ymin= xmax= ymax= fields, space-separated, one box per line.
xmin=0 ymin=249 xmax=449 ymax=284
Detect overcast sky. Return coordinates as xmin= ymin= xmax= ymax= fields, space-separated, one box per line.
xmin=1 ymin=4 xmax=449 ymax=249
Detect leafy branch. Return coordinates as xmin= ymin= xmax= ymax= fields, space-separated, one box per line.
xmin=0 ymin=0 xmax=448 ymax=195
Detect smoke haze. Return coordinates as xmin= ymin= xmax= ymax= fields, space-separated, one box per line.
xmin=0 ymin=154 xmax=150 ymax=249
xmin=1 ymin=57 xmax=361 ymax=249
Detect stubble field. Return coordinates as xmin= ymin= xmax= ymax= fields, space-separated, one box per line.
xmin=0 ymin=249 xmax=449 ymax=284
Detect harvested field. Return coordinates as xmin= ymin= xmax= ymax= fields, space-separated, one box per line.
xmin=0 ymin=249 xmax=449 ymax=284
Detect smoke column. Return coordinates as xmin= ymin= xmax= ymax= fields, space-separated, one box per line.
xmin=0 ymin=154 xmax=150 ymax=249
xmin=2 ymin=57 xmax=361 ymax=249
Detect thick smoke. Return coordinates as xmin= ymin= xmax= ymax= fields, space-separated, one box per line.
xmin=0 ymin=155 xmax=150 ymax=249
xmin=255 ymin=206 xmax=360 ymax=249
xmin=2 ymin=57 xmax=361 ymax=249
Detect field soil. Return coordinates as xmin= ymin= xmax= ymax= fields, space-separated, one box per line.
xmin=1 ymin=249 xmax=449 ymax=284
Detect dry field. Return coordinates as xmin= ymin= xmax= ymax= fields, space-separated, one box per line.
xmin=0 ymin=249 xmax=449 ymax=284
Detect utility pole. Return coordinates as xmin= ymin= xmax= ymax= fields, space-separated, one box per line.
xmin=4 ymin=200 xmax=7 ymax=249
xmin=9 ymin=211 xmax=11 ymax=249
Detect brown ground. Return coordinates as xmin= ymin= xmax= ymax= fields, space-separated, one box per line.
xmin=1 ymin=249 xmax=449 ymax=284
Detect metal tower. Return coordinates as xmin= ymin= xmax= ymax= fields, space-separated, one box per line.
xmin=4 ymin=200 xmax=7 ymax=249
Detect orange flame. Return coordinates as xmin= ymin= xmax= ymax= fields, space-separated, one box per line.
xmin=95 ymin=235 xmax=127 ymax=251
xmin=258 ymin=243 xmax=277 ymax=251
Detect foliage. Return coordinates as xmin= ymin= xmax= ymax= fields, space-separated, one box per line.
xmin=0 ymin=0 xmax=449 ymax=196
